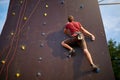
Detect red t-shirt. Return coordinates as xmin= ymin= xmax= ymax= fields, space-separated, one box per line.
xmin=65 ymin=21 xmax=81 ymax=36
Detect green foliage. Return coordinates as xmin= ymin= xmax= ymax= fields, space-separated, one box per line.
xmin=108 ymin=39 xmax=120 ymax=80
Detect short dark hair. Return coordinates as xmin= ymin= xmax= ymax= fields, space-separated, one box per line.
xmin=68 ymin=15 xmax=74 ymax=22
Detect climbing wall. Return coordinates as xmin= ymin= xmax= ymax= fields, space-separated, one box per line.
xmin=0 ymin=0 xmax=115 ymax=80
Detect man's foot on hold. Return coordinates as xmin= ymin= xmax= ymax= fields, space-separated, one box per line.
xmin=67 ymin=54 xmax=72 ymax=58
xmin=67 ymin=49 xmax=75 ymax=58
xmin=91 ymin=64 xmax=100 ymax=73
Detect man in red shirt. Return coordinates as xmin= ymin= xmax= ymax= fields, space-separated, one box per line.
xmin=61 ymin=15 xmax=100 ymax=73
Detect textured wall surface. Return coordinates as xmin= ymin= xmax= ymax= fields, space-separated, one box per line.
xmin=0 ymin=0 xmax=115 ymax=80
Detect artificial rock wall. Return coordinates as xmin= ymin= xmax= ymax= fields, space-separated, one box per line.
xmin=0 ymin=0 xmax=115 ymax=80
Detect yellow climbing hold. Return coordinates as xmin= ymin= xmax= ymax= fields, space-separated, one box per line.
xmin=1 ymin=60 xmax=5 ymax=64
xmin=12 ymin=12 xmax=15 ymax=16
xmin=44 ymin=13 xmax=47 ymax=16
xmin=20 ymin=0 xmax=23 ymax=4
xmin=46 ymin=4 xmax=48 ymax=8
xmin=16 ymin=73 xmax=20 ymax=77
xmin=11 ymin=32 xmax=14 ymax=36
xmin=21 ymin=45 xmax=26 ymax=50
xmin=23 ymin=17 xmax=27 ymax=20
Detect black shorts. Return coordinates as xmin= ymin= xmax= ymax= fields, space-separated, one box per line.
xmin=63 ymin=34 xmax=87 ymax=49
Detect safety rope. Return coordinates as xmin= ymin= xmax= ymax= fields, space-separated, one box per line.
xmin=0 ymin=0 xmax=41 ymax=80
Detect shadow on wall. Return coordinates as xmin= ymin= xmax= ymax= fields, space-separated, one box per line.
xmin=47 ymin=27 xmax=94 ymax=80
xmin=46 ymin=28 xmax=66 ymax=59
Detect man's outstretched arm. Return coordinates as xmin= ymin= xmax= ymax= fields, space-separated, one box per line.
xmin=80 ymin=26 xmax=95 ymax=41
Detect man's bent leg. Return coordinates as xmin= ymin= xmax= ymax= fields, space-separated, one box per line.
xmin=61 ymin=38 xmax=76 ymax=57
xmin=61 ymin=38 xmax=77 ymax=50
xmin=61 ymin=39 xmax=73 ymax=51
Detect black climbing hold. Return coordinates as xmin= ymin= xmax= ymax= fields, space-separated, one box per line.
xmin=60 ymin=0 xmax=64 ymax=4
xmin=80 ymin=4 xmax=84 ymax=9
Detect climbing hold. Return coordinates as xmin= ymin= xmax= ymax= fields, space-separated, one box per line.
xmin=12 ymin=12 xmax=15 ymax=16
xmin=46 ymin=4 xmax=48 ymax=8
xmin=16 ymin=73 xmax=20 ymax=77
xmin=37 ymin=72 xmax=41 ymax=76
xmin=11 ymin=32 xmax=14 ymax=36
xmin=23 ymin=17 xmax=27 ymax=20
xmin=100 ymin=32 xmax=104 ymax=36
xmin=1 ymin=60 xmax=5 ymax=64
xmin=44 ymin=13 xmax=47 ymax=16
xmin=40 ymin=43 xmax=44 ymax=47
xmin=41 ymin=32 xmax=46 ymax=36
xmin=20 ymin=0 xmax=23 ymax=4
xmin=21 ymin=45 xmax=26 ymax=50
xmin=60 ymin=0 xmax=65 ymax=4
xmin=38 ymin=57 xmax=42 ymax=61
xmin=80 ymin=4 xmax=84 ymax=9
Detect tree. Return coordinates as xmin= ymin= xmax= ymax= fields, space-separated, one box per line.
xmin=108 ymin=39 xmax=120 ymax=80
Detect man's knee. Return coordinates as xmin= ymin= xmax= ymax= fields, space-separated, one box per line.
xmin=83 ymin=48 xmax=88 ymax=52
xmin=61 ymin=41 xmax=65 ymax=46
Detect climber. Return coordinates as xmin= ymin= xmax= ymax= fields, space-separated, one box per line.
xmin=61 ymin=15 xmax=100 ymax=73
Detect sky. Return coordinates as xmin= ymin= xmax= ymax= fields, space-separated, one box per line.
xmin=0 ymin=0 xmax=120 ymax=44
xmin=99 ymin=0 xmax=120 ymax=44
xmin=0 ymin=0 xmax=10 ymax=34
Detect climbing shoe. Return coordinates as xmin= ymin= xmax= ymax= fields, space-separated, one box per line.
xmin=67 ymin=49 xmax=76 ymax=58
xmin=91 ymin=64 xmax=100 ymax=73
